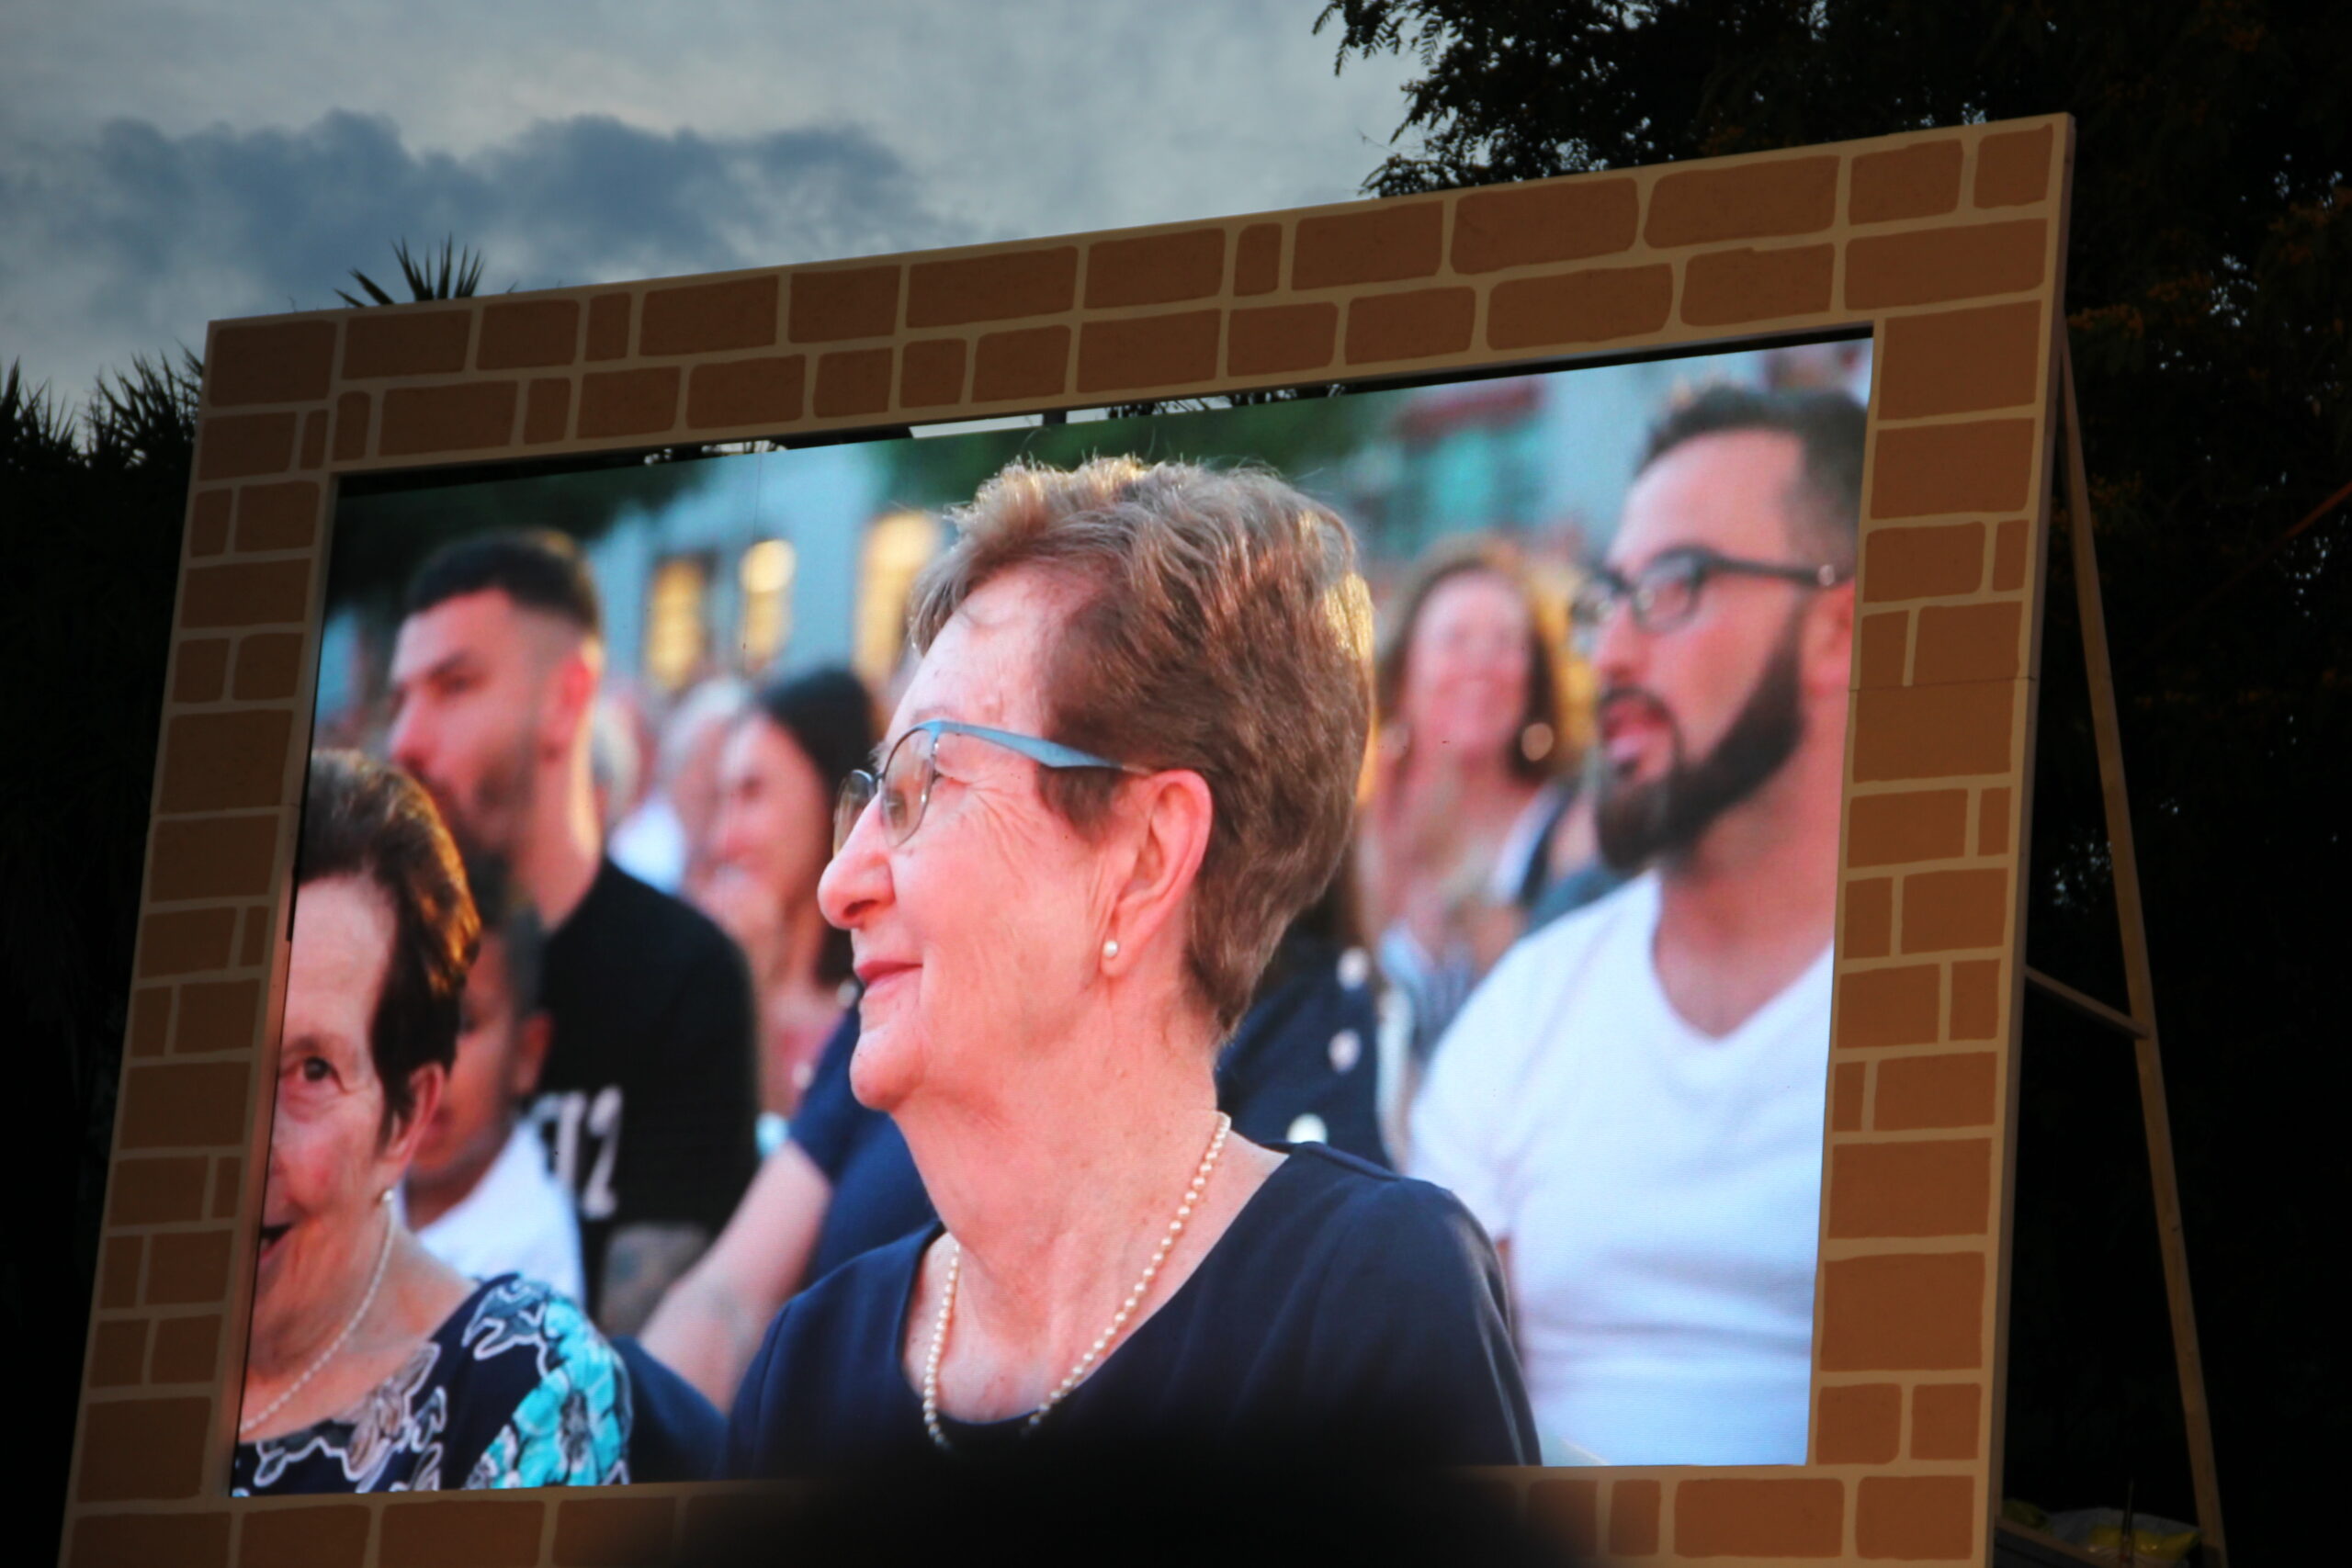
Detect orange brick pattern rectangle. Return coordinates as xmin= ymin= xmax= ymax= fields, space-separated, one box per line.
xmin=75 ymin=113 xmax=2071 ymax=1563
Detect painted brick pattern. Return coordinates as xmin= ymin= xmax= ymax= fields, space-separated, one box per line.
xmin=76 ymin=113 xmax=2069 ymax=1563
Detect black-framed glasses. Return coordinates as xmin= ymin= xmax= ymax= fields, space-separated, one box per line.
xmin=1571 ymin=547 xmax=1850 ymax=636
xmin=832 ymin=719 xmax=1148 ymax=855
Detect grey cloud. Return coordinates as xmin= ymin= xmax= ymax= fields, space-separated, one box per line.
xmin=0 ymin=110 xmax=974 ymax=395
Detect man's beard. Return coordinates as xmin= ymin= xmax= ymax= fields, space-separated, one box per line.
xmin=1593 ymin=615 xmax=1806 ymax=873
xmin=411 ymin=732 xmax=537 ymax=869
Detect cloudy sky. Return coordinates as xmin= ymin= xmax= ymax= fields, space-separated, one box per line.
xmin=1 ymin=1 xmax=1417 ymax=398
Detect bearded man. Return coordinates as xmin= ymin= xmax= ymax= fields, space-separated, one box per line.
xmin=387 ymin=531 xmax=759 ymax=1335
xmin=1407 ymin=388 xmax=1860 ymax=1467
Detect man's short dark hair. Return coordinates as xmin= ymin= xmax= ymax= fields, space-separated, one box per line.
xmin=403 ymin=528 xmax=603 ymax=638
xmin=298 ymin=750 xmax=481 ymax=1139
xmin=1639 ymin=386 xmax=1865 ymax=571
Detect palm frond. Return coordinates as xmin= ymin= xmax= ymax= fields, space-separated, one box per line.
xmin=339 ymin=236 xmax=491 ymax=307
xmin=83 ymin=350 xmax=202 ymax=475
xmin=1 ymin=360 xmax=83 ymax=475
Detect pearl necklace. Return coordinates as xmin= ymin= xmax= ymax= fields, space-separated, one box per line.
xmin=238 ymin=1196 xmax=395 ymax=1437
xmin=922 ymin=1111 xmax=1232 ymax=1452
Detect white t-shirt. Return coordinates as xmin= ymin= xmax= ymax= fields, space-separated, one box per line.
xmin=1408 ymin=873 xmax=1832 ymax=1466
xmin=406 ymin=1122 xmax=588 ymax=1307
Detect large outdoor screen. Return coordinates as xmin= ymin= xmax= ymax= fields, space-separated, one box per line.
xmin=234 ymin=338 xmax=1873 ymax=1494
xmin=74 ymin=117 xmax=2069 ymax=1567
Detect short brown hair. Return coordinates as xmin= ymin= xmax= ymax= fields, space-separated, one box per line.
xmin=297 ymin=750 xmax=481 ymax=1140
xmin=1640 ymin=386 xmax=1864 ymax=572
xmin=1375 ymin=536 xmax=1573 ymax=783
xmin=909 ymin=457 xmax=1372 ymax=1034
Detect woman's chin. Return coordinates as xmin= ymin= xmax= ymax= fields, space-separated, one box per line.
xmin=246 ymin=1250 xmax=298 ymax=1350
xmin=846 ymin=1027 xmax=917 ymax=1113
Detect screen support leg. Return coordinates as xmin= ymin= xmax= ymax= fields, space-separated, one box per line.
xmin=2036 ymin=337 xmax=2228 ymax=1568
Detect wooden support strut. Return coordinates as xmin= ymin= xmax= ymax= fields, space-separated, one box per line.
xmin=2054 ymin=338 xmax=2229 ymax=1568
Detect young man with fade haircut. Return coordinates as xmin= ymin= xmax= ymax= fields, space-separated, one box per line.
xmin=388 ymin=529 xmax=760 ymax=1335
xmin=1407 ymin=387 xmax=1861 ymax=1468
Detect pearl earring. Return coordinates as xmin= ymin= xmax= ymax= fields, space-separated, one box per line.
xmin=1102 ymin=939 xmax=1120 ymax=961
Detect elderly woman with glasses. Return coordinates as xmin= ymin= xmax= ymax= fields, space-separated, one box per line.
xmin=237 ymin=751 xmax=628 ymax=1494
xmin=725 ymin=457 xmax=1534 ymax=1472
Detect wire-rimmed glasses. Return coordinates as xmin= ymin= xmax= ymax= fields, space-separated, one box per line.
xmin=1571 ymin=546 xmax=1850 ymax=637
xmin=832 ymin=719 xmax=1147 ymax=855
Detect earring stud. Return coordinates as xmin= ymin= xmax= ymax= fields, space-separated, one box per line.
xmin=1102 ymin=939 xmax=1120 ymax=961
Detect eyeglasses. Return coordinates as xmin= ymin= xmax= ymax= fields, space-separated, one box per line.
xmin=832 ymin=719 xmax=1147 ymax=855
xmin=1571 ymin=547 xmax=1850 ymax=636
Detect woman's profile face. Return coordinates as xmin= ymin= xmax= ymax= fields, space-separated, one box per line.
xmin=710 ymin=715 xmax=831 ymax=905
xmin=819 ymin=567 xmax=1114 ymax=1114
xmin=1401 ymin=570 xmax=1533 ymax=761
xmin=254 ymin=876 xmax=413 ymax=1354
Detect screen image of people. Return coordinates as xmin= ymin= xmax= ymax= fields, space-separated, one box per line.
xmin=241 ymin=340 xmax=1870 ymax=1489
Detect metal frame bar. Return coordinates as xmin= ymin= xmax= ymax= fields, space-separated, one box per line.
xmin=2053 ymin=338 xmax=2228 ymax=1567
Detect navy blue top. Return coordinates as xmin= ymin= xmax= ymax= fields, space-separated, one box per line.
xmin=789 ymin=1010 xmax=933 ymax=1285
xmin=787 ymin=936 xmax=1390 ymax=1291
xmin=610 ymin=1335 xmax=725 ymax=1482
xmin=726 ymin=1144 xmax=1535 ymax=1474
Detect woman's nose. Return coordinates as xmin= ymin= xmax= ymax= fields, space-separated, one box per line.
xmin=817 ymin=797 xmax=888 ymax=931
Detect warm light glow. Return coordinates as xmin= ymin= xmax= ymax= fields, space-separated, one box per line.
xmin=741 ymin=537 xmax=796 ymax=595
xmin=643 ymin=556 xmax=708 ymax=694
xmin=855 ymin=510 xmax=945 ymax=689
xmin=739 ymin=538 xmax=797 ymax=671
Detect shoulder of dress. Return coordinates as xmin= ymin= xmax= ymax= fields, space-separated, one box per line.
xmin=1272 ymin=1146 xmax=1452 ymax=1240
xmin=1272 ymin=1161 xmax=1495 ymax=1325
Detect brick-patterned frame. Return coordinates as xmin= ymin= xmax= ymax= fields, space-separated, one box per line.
xmin=63 ymin=114 xmax=2073 ymax=1568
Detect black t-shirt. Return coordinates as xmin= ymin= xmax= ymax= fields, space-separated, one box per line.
xmin=786 ymin=935 xmax=1390 ymax=1293
xmin=727 ymin=1144 xmax=1535 ymax=1474
xmin=532 ymin=858 xmax=760 ymax=1321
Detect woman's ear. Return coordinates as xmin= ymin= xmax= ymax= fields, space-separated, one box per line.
xmin=382 ymin=1062 xmax=448 ymax=1169
xmin=1103 ymin=770 xmax=1215 ymax=969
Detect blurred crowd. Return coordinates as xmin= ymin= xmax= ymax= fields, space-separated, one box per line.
xmin=236 ymin=383 xmax=1862 ymax=1495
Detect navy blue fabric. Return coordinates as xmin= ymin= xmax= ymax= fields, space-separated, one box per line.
xmin=790 ymin=1010 xmax=935 ymax=1286
xmin=787 ymin=937 xmax=1390 ymax=1295
xmin=611 ymin=1335 xmax=725 ymax=1482
xmin=727 ymin=1144 xmax=1536 ymax=1474
xmin=1214 ymin=936 xmax=1387 ymax=1166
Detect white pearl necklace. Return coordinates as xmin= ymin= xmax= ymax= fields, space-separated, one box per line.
xmin=922 ymin=1111 xmax=1232 ymax=1452
xmin=238 ymin=1195 xmax=395 ymax=1437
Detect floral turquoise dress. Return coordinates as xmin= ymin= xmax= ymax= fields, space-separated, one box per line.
xmin=232 ymin=1274 xmax=629 ymax=1494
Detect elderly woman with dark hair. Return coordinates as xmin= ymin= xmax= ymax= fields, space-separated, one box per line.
xmin=234 ymin=750 xmax=629 ymax=1494
xmin=726 ymin=458 xmax=1534 ymax=1472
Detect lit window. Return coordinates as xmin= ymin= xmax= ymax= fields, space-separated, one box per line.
xmin=643 ymin=555 xmax=708 ymax=694
xmin=855 ymin=511 xmax=944 ymax=689
xmin=739 ymin=537 xmax=797 ymax=672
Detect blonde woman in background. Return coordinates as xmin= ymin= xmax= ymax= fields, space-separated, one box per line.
xmin=1362 ymin=539 xmax=1601 ymax=1074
